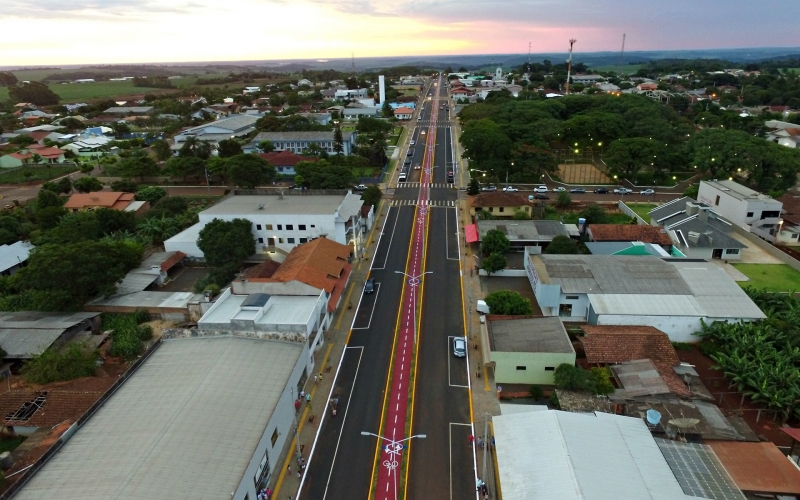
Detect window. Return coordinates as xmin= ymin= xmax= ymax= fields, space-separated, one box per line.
xmin=256 ymin=224 xmax=262 ymax=230
xmin=278 ymin=238 xmax=284 ymax=243
xmin=266 ymin=224 xmax=273 ymax=230
xmin=499 ymin=207 xmax=504 ymax=213
xmin=277 ymin=225 xmax=283 ymax=230
xmin=286 ymin=224 xmax=294 ymax=230
xmin=271 ymin=428 xmax=279 ymax=446
xmin=725 ymin=248 xmax=740 ymax=255
xmin=300 ymin=237 xmax=308 ymax=243
xmin=311 ymin=224 xmax=316 ymax=228
xmin=746 ymin=212 xmax=754 ymax=218
xmin=565 ymin=295 xmax=579 ymax=300
xmin=258 ymin=238 xmax=263 ymax=244
xmin=793 ymin=234 xmax=799 ymax=240
xmin=516 ymin=366 xmax=527 ymax=371
xmin=288 ymin=238 xmax=295 ymax=244
xmin=762 ymin=211 xmax=781 ymax=219
xmin=299 ymin=224 xmax=307 ymax=230
xmin=487 ymin=207 xmax=493 ymax=212
xmin=714 ymin=195 xmax=720 ymax=206
xmin=544 ymin=367 xmax=555 ymax=371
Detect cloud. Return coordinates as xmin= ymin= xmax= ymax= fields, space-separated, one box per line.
xmin=0 ymin=0 xmax=201 ymax=19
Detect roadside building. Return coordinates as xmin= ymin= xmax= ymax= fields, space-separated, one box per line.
xmin=11 ymin=335 xmax=311 ymax=500
xmin=173 ymin=114 xmax=259 ymax=149
xmin=165 ymin=191 xmax=365 ymax=258
xmin=472 ymin=220 xmax=569 ymax=252
xmin=64 ymin=191 xmax=149 ymax=216
xmin=706 ymin=441 xmax=800 ymax=497
xmin=571 ymin=74 xmax=604 ymax=85
xmin=526 ymin=254 xmax=765 ymax=341
xmin=775 ymin=193 xmax=800 ymax=243
xmin=0 ymin=241 xmax=33 ymax=276
xmin=258 ymin=149 xmax=317 ymax=176
xmin=485 ymin=316 xmax=575 ymax=385
xmin=251 ymin=131 xmax=357 ymax=155
xmin=393 ymin=107 xmax=414 ymax=120
xmin=467 ymin=192 xmax=533 ymax=220
xmin=697 ymin=179 xmax=782 ymax=242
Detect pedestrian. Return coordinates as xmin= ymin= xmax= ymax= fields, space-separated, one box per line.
xmin=287 ymin=464 xmax=292 ymax=475
xmin=294 ymin=399 xmax=300 ymax=412
xmin=468 ymin=435 xmax=474 ymax=447
xmin=491 ymin=436 xmax=495 ymax=449
xmin=319 ymin=373 xmax=323 ymax=383
xmin=306 ymin=392 xmax=311 ymax=403
xmin=470 ymin=268 xmax=473 ymax=277
xmin=300 ymin=390 xmax=305 ymax=399
xmin=297 ymin=470 xmax=301 ymax=478
xmin=477 ymin=437 xmax=483 ymax=449
xmin=314 ymin=374 xmax=318 ymax=384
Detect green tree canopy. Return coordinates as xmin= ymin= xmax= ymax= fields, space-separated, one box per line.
xmin=8 ymin=81 xmax=59 ymax=106
xmin=116 ymin=154 xmax=159 ymax=180
xmin=481 ymin=252 xmax=507 ymax=276
xmin=480 ymin=228 xmax=510 ymax=256
xmin=149 ymin=139 xmax=172 ymax=161
xmin=163 ymin=156 xmax=206 ymax=182
xmin=483 ymin=289 xmax=533 ymax=315
xmin=544 ymin=235 xmax=579 ymax=254
xmin=294 ymin=160 xmax=354 ymax=189
xmin=217 ymin=139 xmax=243 ymax=158
xmin=36 ymin=189 xmax=63 ymax=209
xmin=227 ymin=154 xmax=276 ymax=188
xmin=197 ymin=218 xmax=255 ymax=268
xmin=361 ymin=185 xmax=382 ymax=207
xmin=467 ymin=177 xmax=480 ymax=196
xmin=578 ymin=204 xmax=609 ymax=224
xmin=72 ymin=176 xmax=103 ymax=193
xmin=136 ymin=186 xmax=167 ymax=204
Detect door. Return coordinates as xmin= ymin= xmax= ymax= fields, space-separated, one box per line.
xmin=267 ymin=237 xmax=275 ymax=247
xmin=712 ymin=248 xmax=723 ymax=259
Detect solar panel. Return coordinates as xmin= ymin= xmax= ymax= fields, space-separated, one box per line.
xmin=656 ymin=438 xmax=745 ymax=500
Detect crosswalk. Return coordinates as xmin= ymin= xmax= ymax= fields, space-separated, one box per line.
xmin=395 ymin=182 xmax=454 ymax=188
xmin=389 ymin=199 xmax=457 ymax=207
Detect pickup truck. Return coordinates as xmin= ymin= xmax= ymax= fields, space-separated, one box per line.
xmin=354 ymin=184 xmax=368 ymax=191
xmin=503 ymin=186 xmax=519 ymax=192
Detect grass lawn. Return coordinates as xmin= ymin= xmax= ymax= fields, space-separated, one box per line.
xmin=731 ymin=263 xmax=800 ymax=292
xmin=625 ymin=202 xmax=659 ymax=221
xmin=0 ymin=436 xmax=26 ymax=454
xmin=0 ymin=165 xmax=78 ymax=184
xmin=541 ymin=209 xmax=633 ymax=225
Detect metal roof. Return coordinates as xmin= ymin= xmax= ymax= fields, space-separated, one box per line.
xmin=477 ymin=220 xmax=567 ymax=242
xmin=0 ymin=241 xmax=33 ymax=273
xmin=493 ymin=410 xmax=694 ymax=500
xmin=13 ymin=336 xmax=303 ymax=500
xmin=0 ymin=311 xmax=98 ymax=330
xmin=700 ymin=179 xmax=776 ymax=202
xmin=88 ymin=291 xmax=201 ymax=309
xmin=667 ymin=217 xmax=745 ymax=250
xmin=671 ymin=262 xmax=765 ymax=319
xmin=648 ymin=197 xmax=693 ymax=222
xmin=0 ymin=328 xmax=66 ymax=358
xmin=487 ymin=317 xmax=574 ymax=354
xmin=253 ymin=130 xmax=355 ymax=142
xmin=588 ymin=294 xmax=705 ymax=316
xmin=656 ymin=439 xmax=745 ymax=500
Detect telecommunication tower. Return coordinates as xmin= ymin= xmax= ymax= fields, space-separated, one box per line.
xmin=565 ymin=39 xmax=577 ymax=94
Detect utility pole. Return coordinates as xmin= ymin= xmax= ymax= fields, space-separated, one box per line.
xmin=619 ymin=33 xmax=626 ymax=69
xmin=565 ymin=38 xmax=577 ymax=94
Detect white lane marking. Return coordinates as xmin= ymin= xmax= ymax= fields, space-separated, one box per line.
xmin=351 ymin=283 xmax=381 ymax=330
xmin=372 ymin=206 xmax=400 ymax=270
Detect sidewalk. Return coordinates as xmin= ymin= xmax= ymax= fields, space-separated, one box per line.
xmin=269 ymin=198 xmax=390 ymax=500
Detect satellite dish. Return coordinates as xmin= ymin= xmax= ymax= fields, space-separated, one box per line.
xmin=646 ymin=409 xmax=662 ymax=426
xmin=668 ymin=418 xmax=700 ymax=429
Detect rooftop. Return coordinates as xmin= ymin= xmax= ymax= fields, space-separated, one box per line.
xmin=611 ymin=359 xmax=674 ymax=397
xmin=656 ymin=439 xmax=746 ymax=500
xmin=0 ymin=241 xmax=33 ymax=273
xmin=477 ymin=220 xmax=567 ymax=242
xmin=179 ymin=114 xmax=259 ymax=135
xmin=706 ymin=441 xmax=800 ymax=495
xmin=468 ymin=192 xmax=533 ymax=209
xmin=668 ymin=217 xmax=745 ymax=250
xmin=13 ymin=336 xmax=304 ymax=500
xmin=264 ymin=237 xmax=351 ymax=292
xmin=64 ymin=191 xmax=134 ymax=210
xmin=487 ymin=316 xmax=574 ymax=354
xmin=102 ymin=106 xmax=154 ymax=114
xmin=253 ymin=130 xmax=355 ymax=142
xmin=700 ymin=179 xmax=777 ymax=203
xmin=258 ymin=150 xmax=317 ymax=166
xmin=588 ymin=224 xmax=672 ymax=246
xmin=200 ymin=192 xmax=361 ymax=218
xmin=777 ymin=193 xmax=800 ymax=224
xmin=584 ymin=241 xmax=668 ymax=256
xmin=580 ymin=325 xmax=679 ymax=365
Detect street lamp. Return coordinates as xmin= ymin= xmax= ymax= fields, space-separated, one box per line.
xmin=395 ymin=271 xmax=432 ymax=287
xmin=361 ymin=432 xmax=427 ymax=500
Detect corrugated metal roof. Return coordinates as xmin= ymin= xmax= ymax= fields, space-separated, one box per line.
xmin=0 ymin=241 xmax=33 ymax=273
xmin=494 ymin=410 xmax=694 ymax=500
xmin=589 ymin=294 xmax=705 ymax=316
xmin=0 ymin=328 xmax=65 ymax=358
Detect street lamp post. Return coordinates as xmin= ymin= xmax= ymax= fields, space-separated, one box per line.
xmin=361 ymin=431 xmax=427 ymax=500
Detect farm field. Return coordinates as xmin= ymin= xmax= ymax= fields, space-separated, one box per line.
xmin=0 ymin=165 xmax=79 ymax=184
xmin=0 ymin=81 xmax=160 ymax=103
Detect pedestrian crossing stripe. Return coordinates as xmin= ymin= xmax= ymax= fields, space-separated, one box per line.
xmin=389 ymin=200 xmax=457 ymax=207
xmin=393 ymin=182 xmax=455 ymax=188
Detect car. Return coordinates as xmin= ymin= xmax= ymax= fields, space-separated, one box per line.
xmin=553 ymin=187 xmax=567 ymax=192
xmin=534 ymin=186 xmax=549 ymax=193
xmin=414 ymin=164 xmax=421 ymax=170
xmin=289 ymin=184 xmax=305 ymax=190
xmin=480 ymin=185 xmax=497 ymax=192
xmin=452 ymin=337 xmax=467 ymax=358
xmin=613 ymin=188 xmax=633 ymax=195
xmin=354 ymin=184 xmax=367 ymax=191
xmin=410 ymin=140 xmax=416 ymax=146
xmin=534 ymin=193 xmax=550 ymax=200
xmin=569 ymin=188 xmax=586 ymax=194
xmin=407 ymin=149 xmax=414 ymax=157
xmin=364 ymin=278 xmax=376 ymax=294
xmin=594 ymin=188 xmax=609 ymax=194
xmin=640 ymin=188 xmax=655 ymax=195
xmin=503 ymin=186 xmax=519 ymax=192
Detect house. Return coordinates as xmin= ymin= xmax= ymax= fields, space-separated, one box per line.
xmin=570 ymin=74 xmax=604 ymax=85
xmin=342 ymin=107 xmax=381 ymax=120
xmin=467 ymin=192 xmax=533 ymax=219
xmin=0 ymin=146 xmax=66 ymax=168
xmin=0 ymin=241 xmax=34 ymax=276
xmin=64 ymin=192 xmax=149 ymax=215
xmin=102 ymin=106 xmax=154 ymax=115
xmin=470 ymin=220 xmax=569 ymax=252
xmin=775 ymin=193 xmax=800 ymax=243
xmin=165 ymin=191 xmax=365 ymax=258
xmin=649 ymin=198 xmax=747 ymax=259
xmin=251 ymin=131 xmax=357 ymax=156
xmin=393 ymin=106 xmax=414 ymax=120
xmin=450 ymin=87 xmax=471 ymax=100
xmin=61 ymin=136 xmax=114 ymax=157
xmin=697 ymin=179 xmax=782 ymax=242
xmin=11 ymin=335 xmax=313 ymax=500
xmin=334 ymin=88 xmax=368 ymax=100
xmin=0 ymin=311 xmax=100 ymax=361
xmin=770 ymin=127 xmax=800 ymax=148
xmin=637 ymin=82 xmax=659 ymax=91
xmin=485 ymin=316 xmax=575 ymax=385
xmin=526 ymin=253 xmax=765 ymax=341
xmin=493 ymin=410 xmax=709 ymax=500
xmin=587 ymin=224 xmax=672 ymax=250
xmin=173 ymin=114 xmax=259 ymax=147
xmin=258 ymin=150 xmax=316 ymax=176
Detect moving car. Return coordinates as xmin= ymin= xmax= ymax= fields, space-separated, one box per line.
xmin=553 ymin=187 xmax=566 ymax=192
xmin=534 ymin=186 xmax=549 ymax=193
xmin=480 ymin=185 xmax=497 ymax=192
xmin=640 ymin=188 xmax=655 ymax=195
xmin=613 ymin=188 xmax=633 ymax=195
xmin=502 ymin=186 xmax=519 ymax=192
xmin=594 ymin=188 xmax=609 ymax=194
xmin=364 ymin=278 xmax=375 ymax=294
xmin=410 ymin=140 xmax=416 ymax=146
xmin=407 ymin=149 xmax=414 ymax=157
xmin=569 ymin=188 xmax=586 ymax=194
xmin=452 ymin=337 xmax=467 ymax=358
xmin=414 ymin=164 xmax=421 ymax=170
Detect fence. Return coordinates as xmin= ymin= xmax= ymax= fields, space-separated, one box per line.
xmin=730 ymin=224 xmax=800 ymax=272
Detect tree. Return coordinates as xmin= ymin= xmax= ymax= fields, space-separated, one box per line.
xmin=258 ymin=140 xmax=275 ymax=153
xmin=179 ymin=137 xmax=212 ymax=159
xmin=554 ymin=364 xmax=596 ymax=392
xmin=604 ymin=138 xmax=662 ymax=180
xmin=149 ymin=139 xmax=172 ymax=161
xmin=294 ymin=160 xmax=354 ymax=189
xmin=148 ymin=196 xmax=188 ymax=219
xmin=0 ymin=72 xmax=18 ymax=86
xmin=21 ymin=342 xmax=99 ymax=385
xmin=72 ymin=176 xmax=103 ymax=193
xmin=555 ymin=191 xmax=572 ymax=208
xmin=136 ymin=186 xmax=167 ymax=204
xmin=333 ymin=125 xmax=344 ymax=156
xmin=480 ymin=228 xmax=510 ymax=256
xmin=197 ymin=218 xmax=255 ymax=268
xmin=460 ymin=119 xmax=513 ymax=174
xmin=117 ymin=154 xmax=159 ymax=180
xmin=36 ymin=189 xmax=64 ymax=209
xmin=110 ymin=179 xmax=139 ymax=193
xmin=483 ymin=289 xmax=533 ymax=315
xmin=481 ymin=252 xmax=507 ymax=276
xmin=217 ymin=139 xmax=243 ymax=158
xmin=227 ymin=154 xmax=276 ymax=188
xmin=382 ymin=100 xmax=393 ymax=118
xmin=361 ymin=185 xmax=382 ymax=207
xmin=163 ymin=156 xmax=206 ymax=182
xmin=578 ymin=204 xmax=609 ymax=224
xmin=545 ymin=235 xmax=579 ymax=254
xmin=467 ymin=178 xmax=480 ymax=196
xmin=683 ymin=184 xmax=699 ymax=198
xmin=8 ymin=81 xmax=59 ymax=106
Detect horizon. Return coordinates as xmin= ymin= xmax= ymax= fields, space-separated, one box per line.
xmin=1 ymin=0 xmax=799 ymax=67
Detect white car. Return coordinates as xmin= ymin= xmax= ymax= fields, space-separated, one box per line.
xmin=503 ymin=186 xmax=519 ymax=192
xmin=410 ymin=140 xmax=416 ymax=146
xmin=640 ymin=188 xmax=655 ymax=195
xmin=354 ymin=184 xmax=367 ymax=191
xmin=553 ymin=187 xmax=566 ymax=192
xmin=614 ymin=188 xmax=633 ymax=195
xmin=452 ymin=337 xmax=467 ymax=358
xmin=534 ymin=186 xmax=549 ymax=193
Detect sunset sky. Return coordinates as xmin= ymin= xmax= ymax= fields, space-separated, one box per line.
xmin=1 ymin=0 xmax=799 ymax=66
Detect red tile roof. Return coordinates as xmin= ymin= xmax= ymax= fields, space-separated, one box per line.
xmin=257 ymin=237 xmax=351 ymax=292
xmin=468 ymin=192 xmax=533 ymax=209
xmin=258 ymin=150 xmax=317 ymax=167
xmin=160 ymin=251 xmax=186 ymax=272
xmin=394 ymin=107 xmax=414 ymax=114
xmin=245 ymin=260 xmax=282 ymax=279
xmin=26 ymin=131 xmax=51 ymax=142
xmin=64 ymin=192 xmax=134 ymax=210
xmin=588 ymin=224 xmax=672 ymax=245
xmin=777 ymin=193 xmax=800 ymax=225
xmin=707 ymin=441 xmax=800 ymax=495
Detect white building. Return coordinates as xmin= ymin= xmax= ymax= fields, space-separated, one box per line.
xmin=165 ymin=191 xmax=366 ymax=258
xmin=251 ymin=131 xmax=357 ymax=155
xmin=173 ymin=114 xmax=259 ymax=146
xmin=571 ymin=74 xmax=604 ymax=85
xmin=526 ymin=253 xmax=765 ymax=342
xmin=697 ymin=179 xmax=782 ymax=241
xmin=334 ymin=88 xmax=368 ymax=100
xmin=0 ymin=241 xmax=33 ymax=276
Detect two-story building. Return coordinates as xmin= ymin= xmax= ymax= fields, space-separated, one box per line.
xmin=697 ymin=180 xmax=782 ymax=242
xmin=250 ymin=131 xmax=357 ymax=156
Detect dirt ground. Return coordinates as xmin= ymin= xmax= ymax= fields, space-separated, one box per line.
xmin=481 ymin=276 xmax=542 ymax=315
xmin=677 ymin=347 xmax=792 ymax=447
xmin=143 ymin=319 xmax=175 ymax=340
xmin=557 ymin=163 xmax=612 ymax=184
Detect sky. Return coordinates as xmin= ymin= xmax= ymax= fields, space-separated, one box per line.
xmin=1 ymin=0 xmax=799 ymax=66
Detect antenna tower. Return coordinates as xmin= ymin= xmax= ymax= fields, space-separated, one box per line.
xmin=619 ymin=34 xmax=626 ymax=70
xmin=565 ymin=39 xmax=577 ymax=94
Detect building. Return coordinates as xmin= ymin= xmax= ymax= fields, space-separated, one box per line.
xmin=165 ymin=191 xmax=365 ymax=258
xmin=0 ymin=311 xmax=100 ymax=360
xmin=173 ymin=114 xmax=259 ymax=146
xmin=775 ymin=193 xmax=800 ymax=243
xmin=526 ymin=254 xmax=765 ymax=341
xmin=472 ymin=220 xmax=569 ymax=252
xmin=587 ymin=224 xmax=672 ymax=250
xmin=493 ymin=410 xmax=702 ymax=500
xmin=61 ymin=136 xmax=114 ymax=157
xmin=649 ymin=198 xmax=746 ymax=260
xmin=64 ymin=191 xmax=149 ymax=215
xmin=334 ymin=88 xmax=368 ymax=100
xmin=258 ymin=150 xmax=317 ymax=176
xmin=485 ymin=316 xmax=575 ymax=385
xmin=769 ymin=127 xmax=800 ymax=148
xmin=0 ymin=146 xmax=66 ymax=168
xmin=102 ymin=106 xmax=154 ymax=115
xmin=12 ymin=335 xmax=311 ymax=500
xmin=585 ymin=241 xmax=672 ymax=256
xmin=570 ymin=74 xmax=604 ymax=85
xmin=706 ymin=441 xmax=800 ymax=497
xmin=251 ymin=131 xmax=357 ymax=156
xmin=467 ymin=192 xmax=533 ymax=219
xmin=0 ymin=241 xmax=33 ymax=276
xmin=697 ymin=180 xmax=782 ymax=242
xmin=393 ymin=107 xmax=414 ymax=120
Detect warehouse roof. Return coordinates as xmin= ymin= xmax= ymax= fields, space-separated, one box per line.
xmin=477 ymin=220 xmax=567 ymax=242
xmin=493 ymin=410 xmax=693 ymax=500
xmin=0 ymin=312 xmax=99 ymax=359
xmin=13 ymin=336 xmax=303 ymax=500
xmin=0 ymin=241 xmax=33 ymax=274
xmin=487 ymin=317 xmax=573 ymax=354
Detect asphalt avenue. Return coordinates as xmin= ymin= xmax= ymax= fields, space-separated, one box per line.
xmin=300 ymin=76 xmax=475 ymax=500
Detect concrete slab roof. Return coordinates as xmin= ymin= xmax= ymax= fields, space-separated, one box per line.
xmin=201 ymin=192 xmax=357 ymax=217
xmin=487 ymin=316 xmax=574 ymax=354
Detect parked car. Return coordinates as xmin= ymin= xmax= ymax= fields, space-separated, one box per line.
xmin=553 ymin=187 xmax=566 ymax=192
xmin=364 ymin=278 xmax=376 ymax=294
xmin=534 ymin=186 xmax=549 ymax=193
xmin=452 ymin=337 xmax=467 ymax=357
xmin=410 ymin=140 xmax=416 ymax=146
xmin=640 ymin=188 xmax=655 ymax=195
xmin=534 ymin=193 xmax=550 ymax=200
xmin=614 ymin=188 xmax=633 ymax=195
xmin=354 ymin=184 xmax=367 ymax=191
xmin=481 ymin=185 xmax=497 ymax=192
xmin=594 ymin=188 xmax=609 ymax=194
xmin=503 ymin=186 xmax=519 ymax=192
xmin=569 ymin=188 xmax=586 ymax=194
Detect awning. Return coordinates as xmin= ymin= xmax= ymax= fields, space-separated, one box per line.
xmin=465 ymin=224 xmax=479 ymax=243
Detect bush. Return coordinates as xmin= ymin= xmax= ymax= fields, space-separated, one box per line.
xmin=21 ymin=342 xmax=99 ymax=385
xmin=136 ymin=186 xmax=167 ymax=204
xmin=111 ymin=179 xmax=139 ymax=193
xmin=591 ymin=367 xmax=615 ymax=395
xmin=529 ymin=385 xmax=544 ymax=400
xmin=103 ymin=312 xmax=152 ymax=360
xmin=549 ymin=391 xmax=560 ymax=409
xmin=203 ymin=283 xmax=221 ymax=297
xmin=671 ymin=341 xmax=694 ymax=352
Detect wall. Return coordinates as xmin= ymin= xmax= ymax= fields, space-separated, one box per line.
xmin=593 ymin=314 xmax=703 ymax=342
xmin=163 ymin=327 xmax=308 ymax=344
xmin=618 ymin=201 xmax=648 ymax=225
xmin=730 ymin=223 xmax=800 ymax=272
xmin=491 ymin=351 xmax=575 ymax=385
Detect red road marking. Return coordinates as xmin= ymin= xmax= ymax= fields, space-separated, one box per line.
xmin=375 ymin=77 xmax=441 ymax=500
